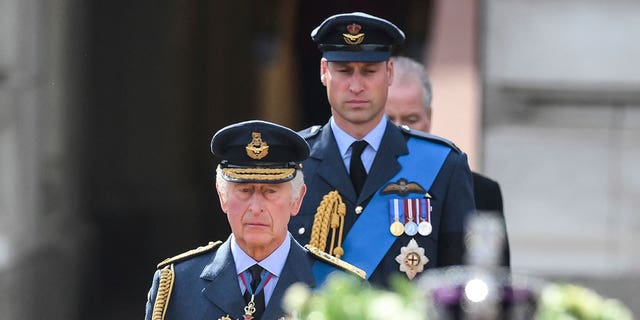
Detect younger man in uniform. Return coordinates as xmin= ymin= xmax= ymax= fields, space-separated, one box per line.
xmin=289 ymin=12 xmax=476 ymax=287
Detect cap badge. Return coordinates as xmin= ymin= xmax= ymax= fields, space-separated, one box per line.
xmin=395 ymin=238 xmax=428 ymax=280
xmin=245 ymin=132 xmax=269 ymax=159
xmin=343 ymin=23 xmax=364 ymax=45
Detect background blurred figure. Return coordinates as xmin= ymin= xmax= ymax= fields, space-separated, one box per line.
xmin=385 ymin=56 xmax=510 ymax=266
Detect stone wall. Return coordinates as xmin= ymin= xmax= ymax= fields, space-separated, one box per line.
xmin=483 ymin=0 xmax=640 ymax=315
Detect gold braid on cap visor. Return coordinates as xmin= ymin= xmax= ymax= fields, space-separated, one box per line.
xmin=223 ymin=167 xmax=296 ymax=181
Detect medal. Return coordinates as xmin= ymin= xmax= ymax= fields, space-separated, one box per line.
xmin=390 ymin=221 xmax=404 ymax=236
xmin=394 ymin=238 xmax=429 ymax=280
xmin=239 ymin=268 xmax=273 ymax=320
xmin=389 ymin=199 xmax=405 ymax=236
xmin=243 ymin=298 xmax=256 ymax=320
xmin=418 ymin=221 xmax=432 ymax=236
xmin=405 ymin=221 xmax=418 ymax=236
xmin=418 ymin=198 xmax=432 ymax=236
xmin=404 ymin=198 xmax=418 ymax=236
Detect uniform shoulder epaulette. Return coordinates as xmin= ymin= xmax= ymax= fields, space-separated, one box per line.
xmin=297 ymin=125 xmax=322 ymax=139
xmin=398 ymin=125 xmax=461 ymax=153
xmin=305 ymin=244 xmax=366 ymax=280
xmin=157 ymin=241 xmax=222 ymax=269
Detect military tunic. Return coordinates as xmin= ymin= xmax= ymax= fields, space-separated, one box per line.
xmin=144 ymin=236 xmax=315 ymax=320
xmin=289 ymin=120 xmax=476 ymax=287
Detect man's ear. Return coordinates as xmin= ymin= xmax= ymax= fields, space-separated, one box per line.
xmin=320 ymin=59 xmax=328 ymax=86
xmin=216 ymin=184 xmax=228 ymax=214
xmin=387 ymin=59 xmax=394 ymax=86
xmin=290 ymin=184 xmax=307 ymax=217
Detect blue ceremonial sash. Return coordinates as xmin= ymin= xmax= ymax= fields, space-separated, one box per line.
xmin=313 ymin=137 xmax=451 ymax=284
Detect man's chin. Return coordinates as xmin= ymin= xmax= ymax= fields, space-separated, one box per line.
xmin=244 ymin=235 xmax=272 ymax=248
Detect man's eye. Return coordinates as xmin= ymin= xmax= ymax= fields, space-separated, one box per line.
xmin=404 ymin=117 xmax=419 ymax=124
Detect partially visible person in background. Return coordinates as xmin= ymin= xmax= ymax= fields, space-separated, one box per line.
xmin=144 ymin=120 xmax=362 ymax=320
xmin=385 ymin=56 xmax=510 ymax=266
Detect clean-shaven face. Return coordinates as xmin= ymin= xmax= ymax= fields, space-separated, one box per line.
xmin=217 ymin=181 xmax=305 ymax=259
xmin=321 ymin=59 xmax=394 ymax=136
xmin=385 ymin=74 xmax=431 ymax=132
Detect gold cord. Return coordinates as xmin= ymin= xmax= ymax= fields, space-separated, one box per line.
xmin=151 ymin=264 xmax=175 ymax=320
xmin=309 ymin=191 xmax=346 ymax=258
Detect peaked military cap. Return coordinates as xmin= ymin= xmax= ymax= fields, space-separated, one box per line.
xmin=311 ymin=12 xmax=405 ymax=62
xmin=211 ymin=120 xmax=309 ymax=183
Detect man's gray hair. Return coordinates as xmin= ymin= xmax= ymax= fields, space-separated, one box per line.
xmin=392 ymin=56 xmax=433 ymax=109
xmin=215 ymin=166 xmax=305 ymax=202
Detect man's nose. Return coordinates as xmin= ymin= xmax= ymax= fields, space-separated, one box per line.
xmin=247 ymin=193 xmax=265 ymax=212
xmin=348 ymin=74 xmax=365 ymax=93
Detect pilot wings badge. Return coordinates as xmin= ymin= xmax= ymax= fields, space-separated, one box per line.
xmin=381 ymin=178 xmax=426 ymax=196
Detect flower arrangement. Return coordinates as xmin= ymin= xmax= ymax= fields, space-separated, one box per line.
xmin=536 ymin=283 xmax=633 ymax=320
xmin=283 ymin=274 xmax=426 ymax=320
xmin=283 ymin=273 xmax=633 ymax=320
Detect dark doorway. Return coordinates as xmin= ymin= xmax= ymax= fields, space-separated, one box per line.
xmin=75 ymin=1 xmax=431 ymax=318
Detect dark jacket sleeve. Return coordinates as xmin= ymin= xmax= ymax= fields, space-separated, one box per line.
xmin=144 ymin=269 xmax=161 ymax=320
xmin=437 ymin=151 xmax=476 ymax=266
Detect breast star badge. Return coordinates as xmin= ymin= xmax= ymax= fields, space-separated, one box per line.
xmin=395 ymin=238 xmax=428 ymax=280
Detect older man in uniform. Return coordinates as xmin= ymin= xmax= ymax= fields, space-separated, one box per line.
xmin=145 ymin=120 xmax=363 ymax=320
xmin=289 ymin=12 xmax=476 ymax=288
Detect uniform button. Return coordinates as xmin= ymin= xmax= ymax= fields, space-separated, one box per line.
xmin=298 ymin=227 xmax=305 ymax=235
xmin=355 ymin=206 xmax=363 ymax=214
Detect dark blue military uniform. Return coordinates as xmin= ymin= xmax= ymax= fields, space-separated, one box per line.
xmin=290 ymin=122 xmax=476 ymax=287
xmin=144 ymin=120 xmax=364 ymax=319
xmin=287 ymin=12 xmax=476 ymax=287
xmin=144 ymin=237 xmax=315 ymax=320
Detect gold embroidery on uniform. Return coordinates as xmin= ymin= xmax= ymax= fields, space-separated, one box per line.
xmin=157 ymin=241 xmax=222 ymax=268
xmin=223 ymin=167 xmax=295 ymax=181
xmin=246 ymin=132 xmax=269 ymax=159
xmin=343 ymin=23 xmax=365 ymax=45
xmin=306 ymin=244 xmax=366 ymax=279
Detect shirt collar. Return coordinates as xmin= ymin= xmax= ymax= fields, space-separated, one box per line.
xmin=330 ymin=115 xmax=387 ymax=158
xmin=230 ymin=233 xmax=291 ymax=277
